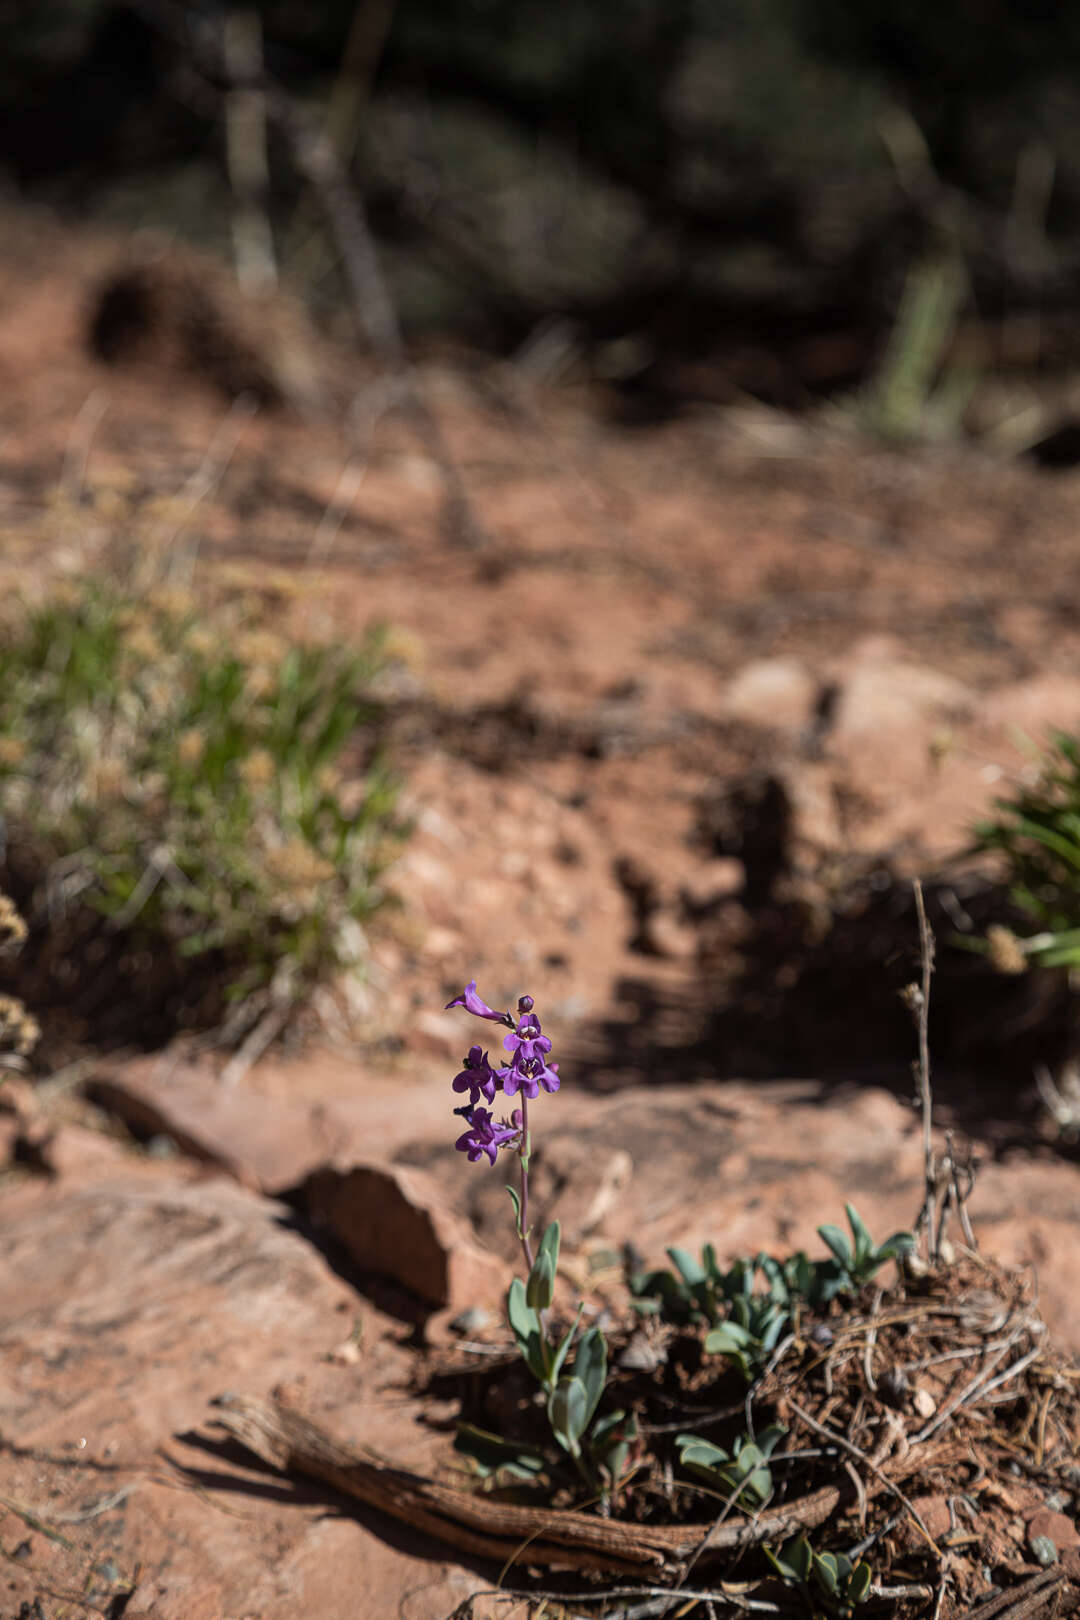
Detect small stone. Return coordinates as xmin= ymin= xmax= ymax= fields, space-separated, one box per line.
xmin=618 ymin=1333 xmax=667 ymax=1372
xmin=912 ymin=1387 xmax=937 ymax=1419
xmin=449 ymin=1306 xmax=492 ymax=1336
xmin=1029 ymin=1534 xmax=1058 ymax=1567
xmin=724 ymin=658 xmax=818 ymax=731
xmin=1027 ymin=1508 xmax=1080 ymax=1550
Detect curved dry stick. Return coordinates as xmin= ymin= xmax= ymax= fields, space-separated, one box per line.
xmin=212 ymin=1393 xmax=845 ymax=1578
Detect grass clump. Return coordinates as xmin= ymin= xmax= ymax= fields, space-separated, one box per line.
xmin=0 ymin=576 xmax=403 ymax=1046
xmin=971 ymin=730 xmax=1080 ymax=972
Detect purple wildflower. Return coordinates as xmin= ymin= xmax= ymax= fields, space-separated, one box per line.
xmin=454 ymin=1107 xmax=521 ymax=1167
xmin=504 ymin=1011 xmax=552 ymax=1067
xmin=501 ymin=1010 xmax=560 ymax=1099
xmin=444 ymin=980 xmax=511 ymax=1023
xmin=451 ymin=1044 xmax=501 ymax=1106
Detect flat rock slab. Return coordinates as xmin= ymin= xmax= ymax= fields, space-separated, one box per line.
xmin=89 ymin=1050 xmax=460 ymax=1195
xmin=0 ymin=1160 xmax=488 ymax=1620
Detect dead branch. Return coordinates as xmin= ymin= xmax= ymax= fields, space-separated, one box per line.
xmin=210 ymin=1393 xmax=846 ymax=1579
xmin=127 ymin=0 xmax=485 ymax=548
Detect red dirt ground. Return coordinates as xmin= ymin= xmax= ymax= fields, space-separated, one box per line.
xmin=3 ymin=206 xmax=1080 ymax=1618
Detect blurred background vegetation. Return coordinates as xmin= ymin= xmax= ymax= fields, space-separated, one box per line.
xmin=7 ymin=0 xmax=1080 ymax=434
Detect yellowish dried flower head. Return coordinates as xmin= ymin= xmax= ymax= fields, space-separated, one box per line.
xmin=264 ymin=838 xmax=335 ymax=889
xmin=92 ymin=488 xmax=131 ymax=523
xmin=0 ymin=736 xmax=27 ymax=768
xmin=123 ymin=625 xmax=163 ymax=665
xmin=185 ymin=625 xmax=216 ymax=659
xmin=148 ymin=585 xmax=197 ymax=623
xmin=240 ymin=748 xmax=276 ymax=789
xmin=87 ymin=758 xmax=130 ymax=801
xmin=236 ymin=628 xmax=287 ymax=669
xmin=0 ymin=994 xmax=40 ymax=1057
xmin=49 ymin=578 xmax=84 ymax=610
xmin=176 ymin=727 xmax=206 ymax=767
xmin=986 ymin=924 xmax=1028 ymax=976
xmin=244 ymin=665 xmax=277 ymax=702
xmin=0 ymin=893 xmax=28 ymax=955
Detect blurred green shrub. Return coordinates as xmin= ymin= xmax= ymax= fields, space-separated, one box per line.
xmin=0 ymin=576 xmax=403 ymax=1040
xmin=971 ymin=732 xmax=1080 ymax=973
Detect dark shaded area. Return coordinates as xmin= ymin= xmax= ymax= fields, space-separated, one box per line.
xmin=6 ymin=1 xmax=1080 ymax=413
xmin=0 ymin=838 xmax=241 ymax=1054
xmin=88 ymin=260 xmax=288 ymax=403
xmin=579 ymin=769 xmax=1079 ymax=1147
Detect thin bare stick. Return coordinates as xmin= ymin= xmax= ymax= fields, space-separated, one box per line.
xmin=223 ymin=8 xmax=277 ymax=293
xmin=910 ymin=1312 xmax=1038 ymax=1444
xmin=155 ymin=393 xmax=259 ymax=582
xmin=62 ymin=389 xmax=109 ymax=499
xmin=786 ymin=1399 xmax=940 ymax=1554
xmin=911 ymin=879 xmax=937 ymax=1260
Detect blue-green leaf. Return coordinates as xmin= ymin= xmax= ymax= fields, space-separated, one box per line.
xmin=675 ymin=1434 xmax=731 ymax=1471
xmin=848 ymin=1561 xmax=873 ymax=1604
xmin=506 ymin=1278 xmax=546 ymax=1382
xmin=548 ymin=1376 xmax=587 ymax=1455
xmin=815 ymin=1550 xmax=840 ymax=1596
xmin=574 ymin=1327 xmax=607 ymax=1427
xmin=704 ymin=1319 xmax=752 ymax=1356
xmin=526 ymin=1250 xmax=555 ymax=1312
xmin=817 ymin=1224 xmax=854 ymax=1272
xmin=666 ymin=1247 xmax=706 ymax=1287
xmin=845 ymin=1204 xmax=874 ymax=1265
xmin=453 ymin=1423 xmax=547 ymax=1480
xmin=874 ymin=1230 xmax=916 ymax=1261
xmin=549 ymin=1303 xmax=583 ymax=1385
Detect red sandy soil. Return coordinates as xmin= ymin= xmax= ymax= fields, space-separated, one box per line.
xmin=2 ymin=206 xmax=1080 ymax=1618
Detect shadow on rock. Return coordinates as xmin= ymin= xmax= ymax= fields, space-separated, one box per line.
xmin=580 ymin=769 xmax=1080 ymax=1147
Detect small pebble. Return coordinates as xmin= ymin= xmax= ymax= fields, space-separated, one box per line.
xmin=449 ymin=1306 xmax=491 ymax=1335
xmin=1030 ymin=1535 xmax=1058 ymax=1567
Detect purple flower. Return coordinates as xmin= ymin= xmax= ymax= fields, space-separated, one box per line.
xmin=454 ymin=1107 xmax=521 ymax=1167
xmin=503 ymin=1012 xmax=552 ymax=1068
xmin=451 ymin=1044 xmax=501 ymax=1105
xmin=500 ymin=1009 xmax=560 ymax=1099
xmin=445 ymin=980 xmax=510 ymax=1023
xmin=502 ymin=1056 xmax=560 ymax=1100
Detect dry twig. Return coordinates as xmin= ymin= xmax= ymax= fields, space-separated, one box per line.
xmin=911 ymin=878 xmax=938 ymax=1259
xmin=211 ymin=1393 xmax=848 ymax=1580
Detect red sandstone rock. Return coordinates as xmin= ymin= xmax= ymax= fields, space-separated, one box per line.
xmin=304 ymin=1158 xmax=513 ymax=1310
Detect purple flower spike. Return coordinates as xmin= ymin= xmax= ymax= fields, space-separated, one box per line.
xmin=455 ymin=1107 xmax=521 ymax=1167
xmin=451 ymin=1044 xmax=501 ymax=1105
xmin=445 ymin=980 xmax=510 ymax=1023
